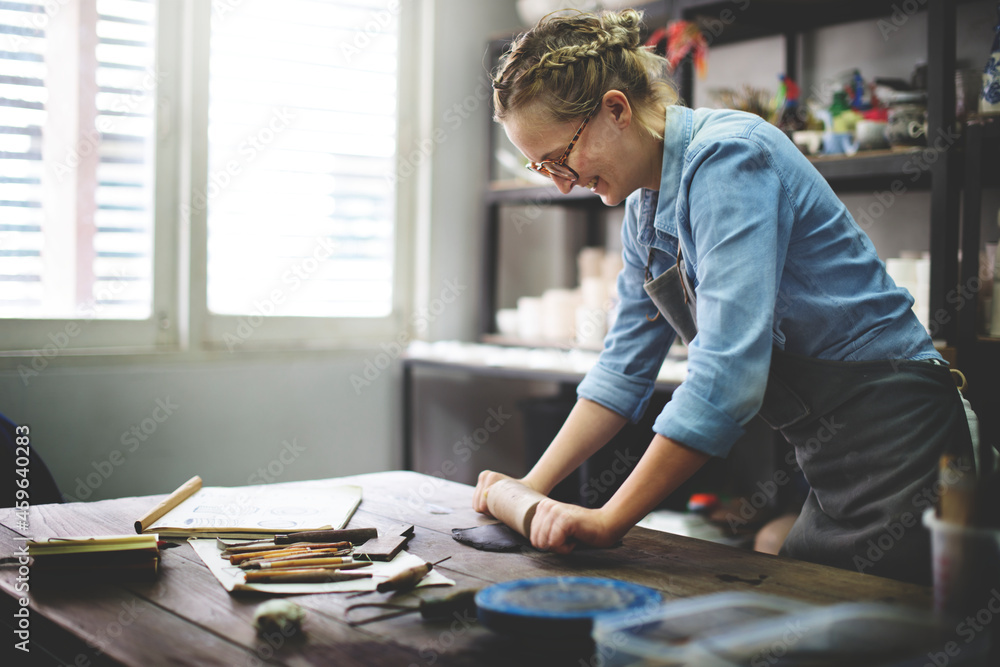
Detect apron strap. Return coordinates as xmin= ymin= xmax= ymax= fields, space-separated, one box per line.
xmin=675 ymin=247 xmax=690 ymax=305
xmin=644 ymin=246 xmax=690 ymax=322
xmin=645 ymin=247 xmax=660 ymax=322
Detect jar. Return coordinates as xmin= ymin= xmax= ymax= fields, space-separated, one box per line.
xmin=886 ymin=104 xmax=926 ymax=148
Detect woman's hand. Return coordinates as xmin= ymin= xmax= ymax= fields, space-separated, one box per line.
xmin=472 ymin=470 xmax=519 ymax=515
xmin=529 ymin=499 xmax=624 ymax=554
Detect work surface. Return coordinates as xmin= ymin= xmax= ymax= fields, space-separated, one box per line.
xmin=1 ymin=471 xmax=931 ymax=666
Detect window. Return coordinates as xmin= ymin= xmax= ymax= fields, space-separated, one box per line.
xmin=0 ymin=0 xmax=409 ymax=353
xmin=206 ymin=0 xmax=398 ymax=319
xmin=0 ymin=0 xmax=156 ymax=320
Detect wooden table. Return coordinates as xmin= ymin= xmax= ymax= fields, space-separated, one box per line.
xmin=1 ymin=471 xmax=931 ymax=666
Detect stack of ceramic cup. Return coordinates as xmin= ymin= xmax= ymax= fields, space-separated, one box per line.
xmin=496 ymin=247 xmax=622 ymax=347
xmin=576 ymin=247 xmax=610 ymax=348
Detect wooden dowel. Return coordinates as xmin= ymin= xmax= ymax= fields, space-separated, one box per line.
xmin=134 ymin=476 xmax=202 ymax=534
xmin=486 ymin=479 xmax=546 ymax=539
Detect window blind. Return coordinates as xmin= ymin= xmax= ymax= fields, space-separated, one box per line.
xmin=0 ymin=0 xmax=155 ymax=319
xmin=206 ymin=0 xmax=398 ymax=318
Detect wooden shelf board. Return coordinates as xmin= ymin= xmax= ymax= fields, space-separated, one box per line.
xmin=480 ymin=333 xmax=603 ymax=353
xmin=403 ymin=353 xmax=683 ymax=391
xmin=489 ymin=146 xmax=934 ymax=203
xmin=672 ymin=0 xmax=972 ymax=47
xmin=486 ymin=181 xmax=606 ymax=205
xmin=807 ymin=147 xmax=933 ymax=187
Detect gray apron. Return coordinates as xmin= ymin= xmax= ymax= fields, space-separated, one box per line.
xmin=644 ymin=249 xmax=973 ymax=585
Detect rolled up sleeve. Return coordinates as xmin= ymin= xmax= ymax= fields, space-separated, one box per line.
xmin=577 ymin=193 xmax=676 ymax=423
xmin=654 ymin=136 xmax=792 ymax=457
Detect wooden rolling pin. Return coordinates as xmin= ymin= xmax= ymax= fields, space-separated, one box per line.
xmin=486 ymin=479 xmax=546 ymax=538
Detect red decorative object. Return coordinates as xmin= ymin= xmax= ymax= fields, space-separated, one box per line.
xmin=646 ymin=21 xmax=708 ymax=78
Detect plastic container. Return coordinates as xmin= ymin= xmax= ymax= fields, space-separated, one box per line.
xmin=591 ymin=592 xmax=809 ymax=667
xmin=923 ymin=508 xmax=1000 ymax=619
xmin=592 ymin=591 xmax=964 ymax=667
xmin=475 ymin=576 xmax=662 ymax=641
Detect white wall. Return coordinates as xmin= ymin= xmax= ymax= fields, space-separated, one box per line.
xmin=419 ymin=1 xmax=523 ymax=341
xmin=0 ymin=352 xmax=398 ymax=500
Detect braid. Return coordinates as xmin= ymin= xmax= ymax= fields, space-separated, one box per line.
xmin=491 ymin=8 xmax=676 ymax=139
xmin=536 ymin=41 xmax=606 ymax=73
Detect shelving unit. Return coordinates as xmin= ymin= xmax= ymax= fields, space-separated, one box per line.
xmin=674 ymin=0 xmax=971 ymax=342
xmin=479 ymin=0 xmax=969 ymax=343
xmin=958 ymin=114 xmax=1000 ymax=454
xmin=405 ymin=0 xmax=999 ymax=477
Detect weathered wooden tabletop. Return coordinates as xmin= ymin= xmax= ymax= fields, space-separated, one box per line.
xmin=0 ymin=471 xmax=931 ymax=666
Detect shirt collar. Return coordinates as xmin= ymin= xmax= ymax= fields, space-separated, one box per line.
xmin=652 ymin=105 xmax=693 ymax=238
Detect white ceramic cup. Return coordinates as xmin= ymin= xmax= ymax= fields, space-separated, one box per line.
xmin=853 ymin=120 xmax=889 ymax=151
xmin=575 ymin=305 xmax=606 ymax=348
xmin=792 ymin=130 xmax=823 ymax=155
xmin=516 ymin=296 xmax=543 ymax=341
xmin=541 ymin=289 xmax=578 ymax=341
xmin=580 ymin=276 xmax=608 ymax=310
xmin=496 ymin=308 xmax=519 ymax=336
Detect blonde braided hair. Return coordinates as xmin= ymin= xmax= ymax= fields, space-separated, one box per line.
xmin=492 ymin=9 xmax=677 ymax=140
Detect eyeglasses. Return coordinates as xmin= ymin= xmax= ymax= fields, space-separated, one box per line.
xmin=526 ymin=108 xmax=596 ymax=183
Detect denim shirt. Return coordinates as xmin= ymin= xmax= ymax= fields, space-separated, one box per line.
xmin=577 ymin=106 xmax=940 ymax=458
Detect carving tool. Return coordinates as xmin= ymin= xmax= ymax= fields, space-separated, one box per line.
xmin=230 ymin=546 xmax=350 ymax=565
xmin=346 ymin=588 xmax=479 ymax=626
xmin=348 ymin=556 xmax=452 ymax=598
xmin=239 ymin=550 xmax=352 ymax=568
xmin=252 ymin=561 xmax=372 ymax=573
xmin=223 ymin=540 xmax=350 ymax=556
xmin=246 ymin=557 xmax=362 ymax=571
xmin=243 ymin=568 xmax=372 ymax=584
xmin=274 ymin=528 xmax=378 ymax=545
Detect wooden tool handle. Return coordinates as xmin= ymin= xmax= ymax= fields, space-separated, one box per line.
xmin=274 ymin=528 xmax=377 ymax=545
xmin=486 ymin=479 xmax=546 ymax=539
xmin=259 ymin=557 xmax=352 ymax=570
xmin=375 ymin=563 xmax=431 ymax=593
xmin=244 ymin=569 xmax=371 ymax=584
xmin=231 ymin=546 xmax=346 ymax=565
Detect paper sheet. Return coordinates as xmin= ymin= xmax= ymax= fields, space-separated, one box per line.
xmin=146 ymin=482 xmax=361 ymax=538
xmin=190 ymin=539 xmax=454 ymax=595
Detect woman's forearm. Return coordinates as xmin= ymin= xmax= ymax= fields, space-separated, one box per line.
xmin=527 ymin=432 xmax=712 ymax=553
xmin=602 ymin=433 xmax=711 ymax=534
xmin=523 ymin=398 xmax=628 ymax=495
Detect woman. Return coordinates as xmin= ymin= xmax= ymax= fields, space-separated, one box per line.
xmin=472 ymin=8 xmax=976 ymax=585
